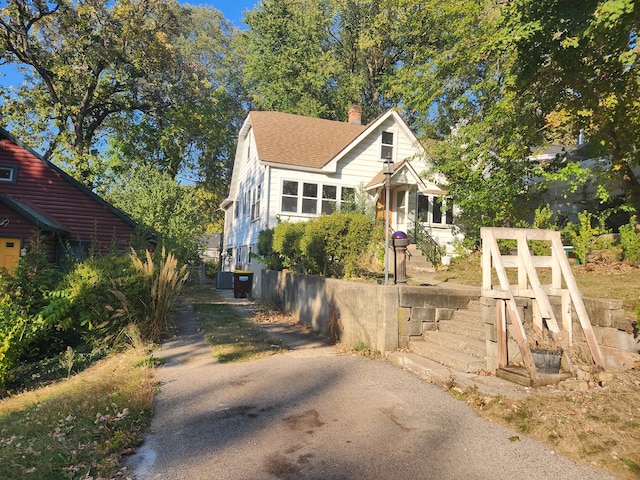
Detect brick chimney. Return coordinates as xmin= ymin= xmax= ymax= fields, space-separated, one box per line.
xmin=348 ymin=103 xmax=362 ymax=125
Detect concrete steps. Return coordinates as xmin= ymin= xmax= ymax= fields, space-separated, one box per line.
xmin=409 ymin=300 xmax=487 ymax=374
xmin=410 ymin=339 xmax=486 ymax=373
xmin=405 ymin=244 xmax=434 ymax=275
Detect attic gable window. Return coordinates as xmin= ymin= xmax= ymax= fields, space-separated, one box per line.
xmin=381 ymin=131 xmax=394 ymax=160
xmin=0 ymin=164 xmax=17 ymax=184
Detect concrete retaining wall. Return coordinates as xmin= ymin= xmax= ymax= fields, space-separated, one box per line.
xmin=260 ymin=270 xmax=638 ymax=369
xmin=260 ymin=270 xmax=398 ymax=353
xmin=482 ymin=296 xmax=639 ymax=371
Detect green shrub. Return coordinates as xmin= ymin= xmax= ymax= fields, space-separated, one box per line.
xmin=63 ymin=255 xmax=145 ymax=347
xmin=272 ymin=213 xmax=380 ymax=278
xmin=619 ymin=216 xmax=640 ymax=265
xmin=530 ymin=205 xmax=555 ymax=255
xmin=565 ymin=211 xmax=609 ymax=264
xmin=272 ymin=222 xmax=305 ymax=272
xmin=254 ymin=228 xmax=283 ymax=270
xmin=203 ymin=259 xmax=220 ymax=278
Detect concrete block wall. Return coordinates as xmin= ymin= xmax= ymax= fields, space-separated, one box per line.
xmin=397 ymin=285 xmax=480 ymax=349
xmin=260 ymin=270 xmax=638 ymax=370
xmin=482 ymin=295 xmax=639 ymax=371
xmin=260 ymin=270 xmax=398 ymax=353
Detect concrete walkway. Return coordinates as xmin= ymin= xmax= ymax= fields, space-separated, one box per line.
xmin=125 ymin=288 xmax=613 ymax=480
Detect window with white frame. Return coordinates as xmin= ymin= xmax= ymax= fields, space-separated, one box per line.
xmin=302 ymin=183 xmax=318 ymax=214
xmin=321 ymin=185 xmax=337 ymax=214
xmin=281 ymin=181 xmax=356 ymax=215
xmin=250 ymin=184 xmax=261 ymax=221
xmin=281 ymin=180 xmax=298 ymax=212
xmin=417 ymin=194 xmax=454 ymax=225
xmin=0 ymin=164 xmax=17 ymax=183
xmin=381 ymin=131 xmax=394 ymax=160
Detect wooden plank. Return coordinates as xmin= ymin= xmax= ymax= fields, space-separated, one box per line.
xmin=487 ymin=235 xmax=539 ymax=380
xmin=550 ymin=235 xmax=605 ymax=369
xmin=517 ymin=233 xmax=559 ymax=333
xmin=501 ymin=255 xmax=553 ymax=268
xmin=497 ymin=299 xmax=508 ymax=368
xmin=481 ymin=228 xmax=493 ymax=291
xmin=532 ymin=299 xmax=543 ymax=333
xmin=484 ymin=227 xmax=556 ymax=241
xmin=552 ymin=251 xmax=562 ymax=290
xmin=561 ymin=290 xmax=572 ymax=347
xmin=517 ymin=244 xmax=527 ymax=290
xmin=483 ymin=288 xmax=537 ymax=299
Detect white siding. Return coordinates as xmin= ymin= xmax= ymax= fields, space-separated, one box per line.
xmin=222 ymin=111 xmax=461 ymax=271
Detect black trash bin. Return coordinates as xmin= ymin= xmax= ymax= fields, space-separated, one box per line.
xmin=233 ymin=270 xmax=253 ymax=298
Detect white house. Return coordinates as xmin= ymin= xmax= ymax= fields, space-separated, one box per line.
xmin=220 ymin=105 xmax=460 ymax=280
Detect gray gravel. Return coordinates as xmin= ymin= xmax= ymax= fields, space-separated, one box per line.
xmin=125 ymin=291 xmax=614 ymax=480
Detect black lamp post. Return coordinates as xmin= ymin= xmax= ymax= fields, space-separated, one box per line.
xmin=383 ymin=155 xmax=395 ymax=285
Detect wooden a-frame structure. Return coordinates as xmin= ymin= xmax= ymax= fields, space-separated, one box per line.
xmin=481 ymin=227 xmax=606 ymax=382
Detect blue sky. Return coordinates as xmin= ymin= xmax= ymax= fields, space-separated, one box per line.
xmin=189 ymin=0 xmax=259 ymax=27
xmin=0 ymin=1 xmax=260 ymax=87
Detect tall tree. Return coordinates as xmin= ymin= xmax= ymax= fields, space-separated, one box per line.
xmin=0 ymin=0 xmax=244 ymax=203
xmin=105 ymin=165 xmax=208 ymax=262
xmin=391 ymin=0 xmax=536 ymax=242
xmin=0 ymin=0 xmax=181 ymax=186
xmin=105 ymin=5 xmax=244 ymax=189
xmin=503 ymin=0 xmax=640 ymax=221
xmin=240 ymin=0 xmax=405 ymax=121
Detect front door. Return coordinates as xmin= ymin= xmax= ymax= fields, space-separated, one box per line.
xmin=0 ymin=237 xmax=21 ymax=274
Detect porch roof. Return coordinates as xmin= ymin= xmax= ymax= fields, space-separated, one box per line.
xmin=0 ymin=194 xmax=68 ymax=233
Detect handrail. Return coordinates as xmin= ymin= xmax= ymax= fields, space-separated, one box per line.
xmin=481 ymin=227 xmax=605 ymax=380
xmin=410 ymin=221 xmax=443 ymax=268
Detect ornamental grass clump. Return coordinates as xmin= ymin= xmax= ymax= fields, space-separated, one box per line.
xmin=112 ymin=247 xmax=189 ymax=342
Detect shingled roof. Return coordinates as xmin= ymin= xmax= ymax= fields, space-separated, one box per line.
xmin=249 ymin=111 xmax=367 ymax=169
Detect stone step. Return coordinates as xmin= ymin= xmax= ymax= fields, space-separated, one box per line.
xmin=451 ymin=308 xmax=483 ymax=324
xmin=423 ymin=330 xmax=486 ymax=357
xmin=409 ymin=339 xmax=485 ymax=373
xmin=438 ymin=318 xmax=485 ymax=339
xmin=466 ymin=299 xmax=484 ymax=311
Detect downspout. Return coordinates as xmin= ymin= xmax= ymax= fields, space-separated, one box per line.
xmin=265 ymin=165 xmax=271 ymax=229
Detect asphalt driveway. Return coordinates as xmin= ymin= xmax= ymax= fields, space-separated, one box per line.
xmin=125 ymin=290 xmax=613 ymax=480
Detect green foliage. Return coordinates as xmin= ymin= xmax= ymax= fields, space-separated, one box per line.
xmin=566 ymin=211 xmax=610 ymax=264
xmin=502 ymin=0 xmax=640 ymax=215
xmin=619 ymin=216 xmax=640 ymax=265
xmin=254 ymin=228 xmax=283 ymax=270
xmin=111 ymin=248 xmax=189 ymax=342
xmin=530 ymin=205 xmax=555 ymax=255
xmin=0 ymin=246 xmax=186 ymax=388
xmin=203 ymin=259 xmax=220 ymax=279
xmin=271 ymin=213 xmax=381 ymax=278
xmin=105 ymin=165 xmax=208 ymax=263
xmin=0 ymin=0 xmax=244 ymax=194
xmin=272 ymin=222 xmax=306 ymax=272
xmin=63 ymin=255 xmax=144 ymax=348
xmin=240 ymin=0 xmax=404 ymax=120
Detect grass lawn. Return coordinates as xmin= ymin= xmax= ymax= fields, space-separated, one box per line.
xmin=435 ymin=252 xmax=640 ymax=314
xmin=0 ymin=345 xmax=157 ymax=480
